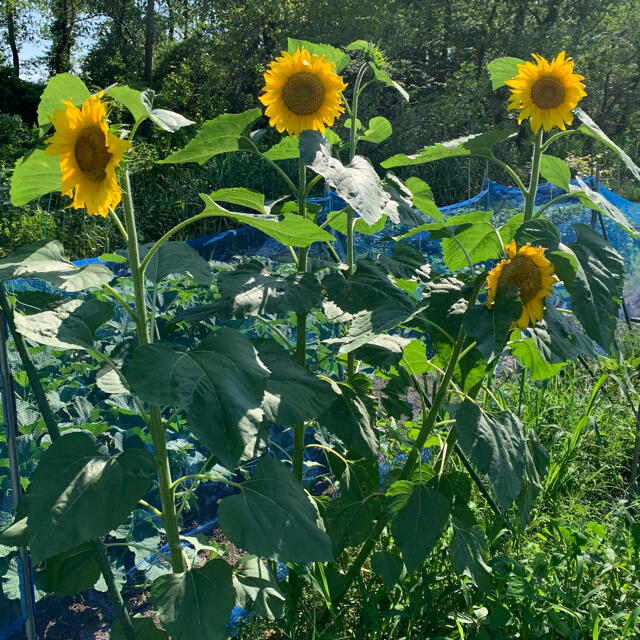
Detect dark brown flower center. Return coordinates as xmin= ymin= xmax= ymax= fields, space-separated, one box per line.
xmin=74 ymin=125 xmax=111 ymax=182
xmin=499 ymin=254 xmax=541 ymax=304
xmin=282 ymin=72 xmax=325 ymax=115
xmin=530 ymin=76 xmax=565 ymax=109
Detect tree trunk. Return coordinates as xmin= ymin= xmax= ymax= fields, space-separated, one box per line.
xmin=49 ymin=0 xmax=76 ymax=74
xmin=144 ymin=0 xmax=154 ymax=85
xmin=5 ymin=2 xmax=20 ymax=75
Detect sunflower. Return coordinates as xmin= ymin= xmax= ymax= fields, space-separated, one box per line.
xmin=506 ymin=51 xmax=586 ymax=133
xmin=486 ymin=241 xmax=555 ymax=329
xmin=45 ymin=93 xmax=130 ymax=217
xmin=259 ymin=47 xmax=347 ymax=136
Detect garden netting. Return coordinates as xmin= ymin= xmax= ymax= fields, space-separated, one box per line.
xmin=2 ymin=177 xmax=640 ymax=639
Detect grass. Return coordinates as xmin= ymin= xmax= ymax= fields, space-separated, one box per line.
xmin=235 ymin=330 xmax=640 ymax=640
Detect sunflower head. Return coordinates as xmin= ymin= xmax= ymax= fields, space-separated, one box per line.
xmin=486 ymin=241 xmax=555 ymax=328
xmin=45 ymin=92 xmax=130 ymax=217
xmin=506 ymin=51 xmax=586 ymax=133
xmin=259 ymin=47 xmax=347 ymax=136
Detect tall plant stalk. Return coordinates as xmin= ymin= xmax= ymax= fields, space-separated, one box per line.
xmin=119 ymin=170 xmax=185 ymax=574
xmin=523 ymin=129 xmax=543 ymax=221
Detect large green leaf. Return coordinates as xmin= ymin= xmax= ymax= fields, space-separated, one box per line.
xmin=232 ymin=556 xmax=285 ymax=620
xmin=27 ymin=432 xmax=155 ymax=563
xmin=126 ymin=328 xmax=268 ymax=469
xmin=450 ymin=525 xmax=493 ymax=591
xmin=324 ymin=458 xmax=382 ymax=553
xmin=299 ymin=130 xmax=393 ymax=225
xmin=217 ymin=457 xmax=333 ymax=562
xmin=511 ymin=338 xmax=566 ymax=380
xmin=318 ymin=380 xmax=379 ymax=459
xmin=354 ymin=334 xmax=411 ymax=369
xmin=151 ymin=559 xmax=235 ymax=640
xmin=382 ymin=129 xmax=518 ymax=168
xmin=106 ymin=85 xmax=149 ymax=124
xmin=515 ymin=431 xmax=549 ymax=528
xmin=111 ymin=616 xmax=169 ymax=640
xmin=568 ymin=223 xmax=625 ymax=353
xmin=328 ymin=211 xmax=387 ymax=236
xmin=386 ymin=481 xmax=451 ymax=573
xmin=206 ymin=187 xmax=270 ymax=213
xmin=254 ymin=339 xmax=337 ymax=424
xmin=216 ymin=261 xmax=322 ymax=318
xmin=141 ymin=90 xmax=195 ymax=132
xmin=140 ymin=241 xmax=212 ymax=285
xmin=263 ymin=135 xmax=299 ymax=160
xmin=10 ymin=150 xmax=62 ymax=206
xmin=441 ymin=213 xmax=503 ymax=271
xmin=574 ymin=108 xmax=640 ymax=183
xmin=540 ymin=155 xmax=571 ymax=192
xmin=15 ymin=298 xmax=113 ymax=351
xmin=159 ymin=109 xmax=261 ymax=164
xmin=360 ymin=117 xmax=392 ymax=144
xmin=455 ymin=402 xmax=526 ymax=510
xmin=571 ymin=177 xmax=637 ymax=237
xmin=200 ymin=195 xmax=333 ymax=247
xmin=287 ymin=37 xmax=350 ymax=73
xmin=487 ymin=57 xmax=524 ymax=90
xmin=0 ymin=240 xmax=113 ymax=290
xmin=463 ymin=285 xmax=521 ymax=361
xmin=37 ymin=73 xmax=90 ymax=129
xmin=35 ymin=543 xmax=101 ymax=596
xmin=377 ymin=242 xmax=432 ymax=283
xmin=405 ymin=177 xmax=442 ymax=221
xmin=371 ymin=550 xmax=404 ymax=590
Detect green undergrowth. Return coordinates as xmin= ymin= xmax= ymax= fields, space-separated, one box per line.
xmin=237 ymin=332 xmax=640 ymax=640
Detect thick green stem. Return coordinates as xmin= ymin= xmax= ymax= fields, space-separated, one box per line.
xmin=120 ymin=170 xmax=185 ymax=574
xmin=523 ymin=129 xmax=543 ymax=221
xmin=293 ymin=158 xmax=308 ymax=483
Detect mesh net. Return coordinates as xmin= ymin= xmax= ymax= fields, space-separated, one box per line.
xmin=2 ymin=178 xmax=640 ymax=638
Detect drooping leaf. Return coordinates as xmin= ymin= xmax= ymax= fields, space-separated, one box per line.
xmin=382 ymin=129 xmax=518 ymax=168
xmin=10 ymin=150 xmax=62 ymax=206
xmin=574 ymin=108 xmax=640 ymax=183
xmin=35 ymin=543 xmax=101 ymax=596
xmin=369 ymin=64 xmax=409 ymax=101
xmin=324 ymin=458 xmax=383 ymax=553
xmin=463 ymin=285 xmax=521 ymax=361
xmin=386 ymin=481 xmax=451 ymax=572
xmin=126 ymin=328 xmax=268 ymax=469
xmin=151 ymin=559 xmax=235 ymax=640
xmin=487 ymin=57 xmax=524 ymax=90
xmin=354 ymin=334 xmax=411 ymax=369
xmin=233 ymin=556 xmax=285 ymax=620
xmin=515 ymin=431 xmax=549 ymax=528
xmin=27 ymin=432 xmax=155 ymax=563
xmin=160 ymin=109 xmax=261 ymax=164
xmin=140 ymin=241 xmax=212 ymax=285
xmin=540 ymin=155 xmax=571 ymax=192
xmin=15 ymin=298 xmax=113 ymax=351
xmin=299 ymin=130 xmax=393 ymax=225
xmin=200 ymin=195 xmax=334 ymax=247
xmin=254 ymin=338 xmax=337 ymax=424
xmin=318 ymin=380 xmax=379 ymax=459
xmin=371 ymin=550 xmax=404 ymax=590
xmin=455 ymin=402 xmax=526 ymax=510
xmin=450 ymin=525 xmax=493 ymax=591
xmin=328 ymin=210 xmax=387 ymax=236
xmin=511 ymin=338 xmax=567 ymax=380
xmin=287 ymin=37 xmax=350 ymax=73
xmin=377 ymin=242 xmax=432 ymax=283
xmin=568 ymin=223 xmax=625 ymax=353
xmin=0 ymin=240 xmax=113 ymax=290
xmin=218 ymin=457 xmax=333 ymax=562
xmin=37 ymin=73 xmax=90 ymax=130
xmin=206 ymin=187 xmax=270 ymax=213
xmin=405 ymin=176 xmax=442 ymax=221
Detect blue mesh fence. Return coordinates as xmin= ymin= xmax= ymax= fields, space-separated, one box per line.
xmin=2 ymin=178 xmax=640 ymax=639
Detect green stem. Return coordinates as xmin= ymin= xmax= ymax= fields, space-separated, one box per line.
xmin=540 ymin=128 xmax=578 ymax=152
xmin=293 ymin=157 xmax=308 ymax=483
xmin=120 ymin=170 xmax=185 ymax=574
xmin=533 ymin=192 xmax=575 ymax=217
xmin=104 ymin=541 xmax=172 ymax=564
xmin=489 ymin=153 xmax=527 ymax=196
xmin=103 ymin=283 xmax=138 ymax=324
xmin=524 ymin=129 xmax=544 ymax=221
xmin=91 ymin=540 xmax=136 ymax=640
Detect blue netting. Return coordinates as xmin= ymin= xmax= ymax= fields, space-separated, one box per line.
xmin=3 ymin=177 xmax=640 ymax=639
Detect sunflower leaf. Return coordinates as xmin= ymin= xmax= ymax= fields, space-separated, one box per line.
xmin=287 ymin=38 xmax=350 ymax=73
xmin=159 ymin=109 xmax=261 ymax=164
xmin=540 ymin=155 xmax=571 ymax=192
xmin=487 ymin=57 xmax=524 ymax=91
xmin=10 ymin=150 xmax=62 ymax=206
xmin=381 ymin=129 xmax=518 ymax=168
xmin=106 ymin=85 xmax=149 ymax=124
xmin=37 ymin=73 xmax=90 ymax=131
